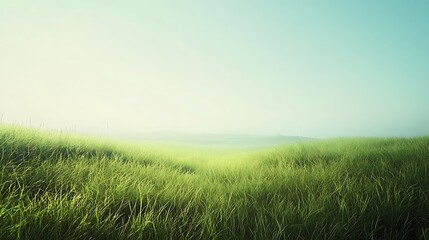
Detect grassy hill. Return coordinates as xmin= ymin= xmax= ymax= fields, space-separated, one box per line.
xmin=0 ymin=125 xmax=428 ymax=239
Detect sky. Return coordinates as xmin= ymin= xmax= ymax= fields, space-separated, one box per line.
xmin=1 ymin=1 xmax=428 ymax=138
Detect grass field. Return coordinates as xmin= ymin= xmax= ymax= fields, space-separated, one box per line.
xmin=0 ymin=125 xmax=428 ymax=239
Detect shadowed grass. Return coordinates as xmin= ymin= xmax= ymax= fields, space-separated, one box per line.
xmin=0 ymin=125 xmax=428 ymax=239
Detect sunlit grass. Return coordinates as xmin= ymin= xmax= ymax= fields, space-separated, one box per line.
xmin=0 ymin=125 xmax=428 ymax=239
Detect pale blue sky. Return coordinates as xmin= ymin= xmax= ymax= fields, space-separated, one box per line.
xmin=1 ymin=1 xmax=428 ymax=137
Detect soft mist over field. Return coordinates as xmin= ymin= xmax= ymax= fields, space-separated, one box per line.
xmin=1 ymin=2 xmax=429 ymax=239
xmin=1 ymin=1 xmax=429 ymax=138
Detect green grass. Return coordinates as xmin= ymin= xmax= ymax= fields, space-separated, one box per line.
xmin=0 ymin=125 xmax=428 ymax=239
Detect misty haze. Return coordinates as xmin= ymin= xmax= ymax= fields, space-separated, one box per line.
xmin=1 ymin=1 xmax=428 ymax=239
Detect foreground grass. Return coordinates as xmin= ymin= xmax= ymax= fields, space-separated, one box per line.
xmin=0 ymin=125 xmax=428 ymax=239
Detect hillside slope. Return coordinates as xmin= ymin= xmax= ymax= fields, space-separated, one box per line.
xmin=0 ymin=125 xmax=428 ymax=239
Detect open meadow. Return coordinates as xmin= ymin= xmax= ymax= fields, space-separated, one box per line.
xmin=0 ymin=125 xmax=428 ymax=239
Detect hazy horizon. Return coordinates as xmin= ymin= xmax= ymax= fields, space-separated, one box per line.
xmin=1 ymin=1 xmax=429 ymax=138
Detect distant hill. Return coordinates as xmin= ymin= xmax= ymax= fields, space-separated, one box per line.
xmin=118 ymin=132 xmax=315 ymax=148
